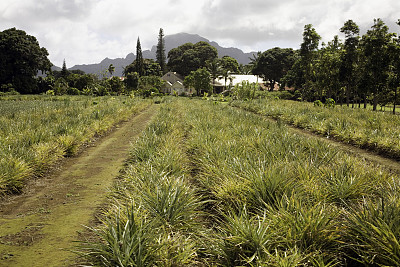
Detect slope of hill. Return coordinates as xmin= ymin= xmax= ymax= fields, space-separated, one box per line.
xmin=69 ymin=33 xmax=257 ymax=76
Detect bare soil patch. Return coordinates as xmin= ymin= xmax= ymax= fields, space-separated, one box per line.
xmin=0 ymin=105 xmax=158 ymax=266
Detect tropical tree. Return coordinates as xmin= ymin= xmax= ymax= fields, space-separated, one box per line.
xmin=167 ymin=42 xmax=218 ymax=76
xmin=220 ymin=56 xmax=239 ymax=73
xmin=107 ymin=76 xmax=125 ymax=95
xmin=156 ymin=28 xmax=167 ymax=74
xmin=300 ymin=24 xmax=321 ymax=99
xmin=314 ymin=36 xmax=342 ymax=101
xmin=206 ymin=58 xmax=222 ymax=93
xmin=184 ymin=68 xmax=212 ymax=96
xmin=61 ymin=59 xmax=69 ymax=78
xmin=253 ymin=47 xmax=296 ymax=91
xmin=361 ymin=18 xmax=395 ymax=111
xmin=0 ymin=28 xmax=52 ymax=93
xmin=136 ymin=37 xmax=144 ymax=76
xmin=340 ymin=19 xmax=360 ymax=106
xmin=388 ymin=19 xmax=400 ymax=114
xmin=138 ymin=75 xmax=163 ymax=97
xmin=124 ymin=59 xmax=161 ymax=77
xmin=124 ymin=72 xmax=139 ymax=91
xmin=249 ymin=51 xmax=261 ymax=71
xmin=108 ymin=64 xmax=115 ymax=77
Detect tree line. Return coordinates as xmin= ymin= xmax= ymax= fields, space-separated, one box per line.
xmin=0 ymin=27 xmax=243 ymax=97
xmin=262 ymin=18 xmax=400 ymax=113
xmin=4 ymin=20 xmax=400 ymax=105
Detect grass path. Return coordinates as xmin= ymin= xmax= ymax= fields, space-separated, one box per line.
xmin=0 ymin=104 xmax=158 ymax=266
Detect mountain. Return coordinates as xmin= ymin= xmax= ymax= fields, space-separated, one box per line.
xmin=69 ymin=33 xmax=257 ymax=77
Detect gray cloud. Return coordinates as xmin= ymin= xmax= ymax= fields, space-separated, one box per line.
xmin=1 ymin=0 xmax=400 ymax=67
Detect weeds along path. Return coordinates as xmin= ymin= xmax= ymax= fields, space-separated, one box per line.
xmin=287 ymin=123 xmax=400 ymax=173
xmin=234 ymin=105 xmax=400 ymax=174
xmin=0 ymin=104 xmax=158 ymax=266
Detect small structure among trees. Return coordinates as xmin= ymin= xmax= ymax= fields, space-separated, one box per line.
xmin=161 ymin=72 xmax=192 ymax=95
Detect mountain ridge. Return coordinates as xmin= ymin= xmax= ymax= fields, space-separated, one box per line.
xmin=66 ymin=33 xmax=257 ymax=77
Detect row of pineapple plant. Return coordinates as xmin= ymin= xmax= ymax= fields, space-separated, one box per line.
xmin=0 ymin=95 xmax=151 ymax=193
xmin=82 ymin=98 xmax=400 ymax=266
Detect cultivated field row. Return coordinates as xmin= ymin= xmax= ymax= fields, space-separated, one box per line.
xmin=0 ymin=95 xmax=151 ymax=194
xmin=231 ymin=98 xmax=400 ymax=159
xmin=81 ymin=98 xmax=400 ymax=266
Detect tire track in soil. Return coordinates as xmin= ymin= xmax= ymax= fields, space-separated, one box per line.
xmin=0 ymin=104 xmax=159 ymax=266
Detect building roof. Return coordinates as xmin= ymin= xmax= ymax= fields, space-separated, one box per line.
xmin=161 ymin=72 xmax=184 ymax=84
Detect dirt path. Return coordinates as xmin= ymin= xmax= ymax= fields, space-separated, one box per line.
xmin=0 ymin=104 xmax=158 ymax=266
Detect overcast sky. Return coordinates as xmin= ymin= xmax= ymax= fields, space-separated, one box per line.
xmin=1 ymin=0 xmax=400 ymax=67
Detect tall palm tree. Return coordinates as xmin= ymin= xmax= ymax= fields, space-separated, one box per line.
xmin=206 ymin=59 xmax=221 ymax=94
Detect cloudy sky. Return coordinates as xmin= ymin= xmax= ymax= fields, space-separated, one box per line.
xmin=1 ymin=0 xmax=400 ymax=67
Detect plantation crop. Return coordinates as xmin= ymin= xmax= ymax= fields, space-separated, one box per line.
xmin=81 ymin=98 xmax=400 ymax=266
xmin=0 ymin=95 xmax=151 ymax=194
xmin=231 ymin=98 xmax=400 ymax=159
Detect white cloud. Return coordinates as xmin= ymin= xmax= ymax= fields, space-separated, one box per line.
xmin=1 ymin=0 xmax=400 ymax=67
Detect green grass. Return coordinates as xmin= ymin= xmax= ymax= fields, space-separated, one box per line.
xmin=0 ymin=95 xmax=151 ymax=194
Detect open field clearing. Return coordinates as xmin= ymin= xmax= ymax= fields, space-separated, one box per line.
xmin=0 ymin=104 xmax=158 ymax=266
xmin=231 ymin=98 xmax=400 ymax=159
xmin=81 ymin=98 xmax=400 ymax=266
xmin=0 ymin=95 xmax=151 ymax=194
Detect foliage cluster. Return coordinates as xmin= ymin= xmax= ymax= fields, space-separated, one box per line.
xmin=277 ymin=19 xmax=400 ymax=113
xmin=0 ymin=28 xmax=52 ymax=94
xmin=167 ymin=41 xmax=218 ymax=76
xmin=0 ymin=95 xmax=150 ymax=194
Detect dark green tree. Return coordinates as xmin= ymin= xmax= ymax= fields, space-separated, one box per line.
xmin=219 ymin=56 xmax=240 ymax=91
xmin=388 ymin=19 xmax=400 ymax=114
xmin=124 ymin=72 xmax=139 ymax=91
xmin=220 ymin=56 xmax=239 ymax=73
xmin=108 ymin=64 xmax=115 ymax=77
xmin=295 ymin=24 xmax=321 ymax=100
xmin=253 ymin=47 xmax=296 ymax=91
xmin=0 ymin=28 xmax=52 ymax=93
xmin=61 ymin=59 xmax=69 ymax=78
xmin=136 ymin=37 xmax=144 ymax=76
xmin=314 ymin=36 xmax=342 ymax=101
xmin=184 ymin=67 xmax=212 ymax=96
xmin=361 ymin=18 xmax=395 ymax=111
xmin=167 ymin=42 xmax=218 ymax=76
xmin=206 ymin=58 xmax=222 ymax=93
xmin=156 ymin=28 xmax=167 ymax=74
xmin=124 ymin=59 xmax=161 ymax=77
xmin=107 ymin=76 xmax=124 ymax=95
xmin=138 ymin=75 xmax=163 ymax=97
xmin=206 ymin=58 xmax=222 ymax=83
xmin=340 ymin=19 xmax=360 ymax=106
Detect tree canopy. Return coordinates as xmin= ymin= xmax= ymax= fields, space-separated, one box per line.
xmin=184 ymin=67 xmax=212 ymax=96
xmin=0 ymin=28 xmax=52 ymax=93
xmin=167 ymin=41 xmax=218 ymax=76
xmin=252 ymin=47 xmax=296 ymax=91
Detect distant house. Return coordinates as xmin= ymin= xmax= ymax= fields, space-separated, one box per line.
xmin=161 ymin=72 xmax=195 ymax=96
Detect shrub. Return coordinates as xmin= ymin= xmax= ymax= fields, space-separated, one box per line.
xmin=314 ymin=100 xmax=323 ymax=107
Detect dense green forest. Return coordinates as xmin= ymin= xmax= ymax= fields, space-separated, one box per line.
xmin=2 ymin=19 xmax=400 ymax=112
